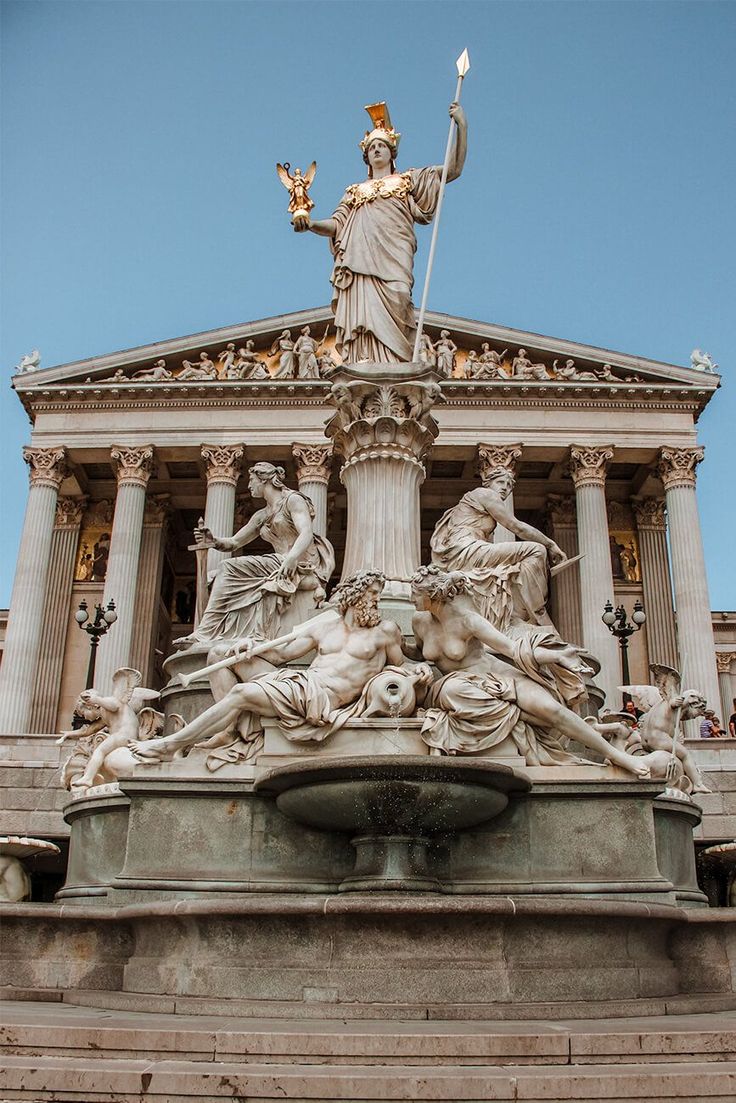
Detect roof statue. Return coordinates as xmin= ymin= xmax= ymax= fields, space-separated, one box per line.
xmin=287 ymin=74 xmax=468 ymax=365
xmin=690 ymin=348 xmax=718 ymax=373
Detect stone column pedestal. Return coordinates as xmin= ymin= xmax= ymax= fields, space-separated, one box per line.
xmin=326 ymin=379 xmax=440 ymax=588
xmin=569 ymin=446 xmax=620 ymax=709
xmin=201 ymin=445 xmax=244 ymax=577
xmin=657 ymin=447 xmax=720 ymax=720
xmin=292 ymin=444 xmax=333 ymax=537
xmin=478 ymin=444 xmax=522 ymax=544
xmin=95 ymin=446 xmax=154 ymax=693
xmin=633 ymin=497 xmax=678 ymax=669
xmin=0 ymin=447 xmax=68 ymax=734
xmin=29 ymin=495 xmax=87 ymax=732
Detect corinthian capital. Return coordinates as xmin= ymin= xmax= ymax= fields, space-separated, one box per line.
xmin=202 ymin=444 xmax=244 ymax=487
xmin=657 ymin=446 xmax=704 ymax=491
xmin=54 ymin=495 xmax=88 ymax=528
xmin=477 ymin=443 xmax=522 ymax=486
xmin=110 ymin=445 xmax=155 ymax=487
xmin=547 ymin=494 xmax=576 ymax=528
xmin=292 ymin=443 xmax=333 ymax=485
xmin=715 ymin=651 xmax=735 ymax=676
xmin=143 ymin=493 xmax=172 ymax=526
xmin=23 ymin=446 xmax=68 ymax=490
xmin=633 ymin=497 xmax=667 ymax=530
xmin=569 ymin=445 xmax=614 ymax=488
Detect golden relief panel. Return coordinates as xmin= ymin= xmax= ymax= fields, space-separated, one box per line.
xmin=609 ymin=531 xmax=641 ymax=583
xmin=74 ymin=527 xmax=111 ymax=582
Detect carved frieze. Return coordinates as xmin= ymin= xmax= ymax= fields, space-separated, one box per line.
xmin=657 ymin=446 xmax=704 ymax=491
xmin=568 ymin=446 xmax=614 ymax=489
xmin=201 ymin=444 xmax=244 ymax=487
xmin=22 ymin=446 xmax=68 ymax=491
xmin=110 ymin=445 xmax=155 ymax=487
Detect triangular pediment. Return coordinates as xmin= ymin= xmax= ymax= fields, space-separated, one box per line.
xmin=11 ymin=306 xmax=720 ymax=401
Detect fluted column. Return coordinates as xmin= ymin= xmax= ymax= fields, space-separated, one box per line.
xmin=292 ymin=444 xmax=333 ymax=536
xmin=130 ymin=494 xmax=171 ymax=686
xmin=28 ymin=495 xmax=87 ymax=732
xmin=569 ymin=445 xmax=620 ymax=708
xmin=632 ymin=497 xmax=678 ymax=669
xmin=0 ymin=447 xmax=68 ymax=734
xmin=716 ymin=652 xmax=736 ymax=733
xmin=658 ymin=446 xmax=720 ymax=714
xmin=326 ymin=380 xmax=440 ymax=584
xmin=94 ymin=446 xmax=154 ymax=693
xmin=478 ymin=444 xmax=522 ymax=543
xmin=547 ymin=495 xmax=583 ymax=647
xmin=202 ymin=445 xmax=244 ymax=575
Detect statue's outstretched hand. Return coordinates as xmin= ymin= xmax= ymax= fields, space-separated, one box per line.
xmin=293 ymin=214 xmax=311 ymax=232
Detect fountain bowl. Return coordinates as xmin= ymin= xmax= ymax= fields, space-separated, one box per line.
xmin=256 ymin=755 xmax=530 ymax=892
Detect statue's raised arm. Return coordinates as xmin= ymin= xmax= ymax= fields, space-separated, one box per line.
xmin=293 ymin=100 xmax=468 ymax=365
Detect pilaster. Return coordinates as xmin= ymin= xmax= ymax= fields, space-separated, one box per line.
xmin=547 ymin=494 xmax=582 ymax=647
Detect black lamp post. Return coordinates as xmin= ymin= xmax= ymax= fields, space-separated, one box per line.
xmin=602 ymin=598 xmax=646 ymax=704
xmin=71 ymin=599 xmax=117 ymax=727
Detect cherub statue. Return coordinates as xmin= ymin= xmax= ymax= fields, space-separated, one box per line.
xmin=620 ymin=664 xmax=710 ymax=793
xmin=690 ymin=349 xmax=718 ymax=373
xmin=15 ymin=349 xmax=41 ymax=374
xmin=276 ymin=161 xmax=317 ymax=224
xmin=586 ymin=711 xmax=689 ymax=793
xmin=57 ymin=668 xmax=164 ymax=793
xmin=132 ymin=359 xmax=172 ymax=382
xmin=406 ymin=382 xmax=444 ymax=423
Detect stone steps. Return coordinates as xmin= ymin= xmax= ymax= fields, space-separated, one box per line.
xmin=2 ymin=1053 xmax=736 ymax=1100
xmin=0 ymin=735 xmax=69 ymax=838
xmin=2 ymin=1001 xmax=736 ymax=1100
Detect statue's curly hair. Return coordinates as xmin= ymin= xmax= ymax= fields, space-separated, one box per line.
xmin=332 ymin=570 xmax=386 ymax=614
xmin=249 ymin=462 xmax=287 ymax=489
xmin=410 ymin=564 xmax=470 ymax=602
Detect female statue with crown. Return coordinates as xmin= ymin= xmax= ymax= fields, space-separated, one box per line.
xmin=294 ymin=102 xmax=467 ymax=364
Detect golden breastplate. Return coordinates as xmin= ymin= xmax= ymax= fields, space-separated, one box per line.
xmin=345 ymin=173 xmax=412 ymax=208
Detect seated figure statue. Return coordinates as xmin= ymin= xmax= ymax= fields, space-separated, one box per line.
xmin=431 ymin=465 xmax=565 ymax=635
xmin=133 ymin=571 xmax=432 ymax=762
xmin=177 ymin=462 xmax=335 ymax=652
xmin=410 ymin=566 xmax=648 ymax=777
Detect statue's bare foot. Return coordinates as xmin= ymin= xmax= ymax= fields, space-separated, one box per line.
xmin=129 ymin=737 xmax=171 ymax=762
xmin=611 ymin=750 xmax=650 ymax=778
xmin=693 ymin=782 xmax=712 ymax=794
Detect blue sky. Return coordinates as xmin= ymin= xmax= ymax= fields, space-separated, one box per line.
xmin=2 ymin=0 xmax=734 ymax=606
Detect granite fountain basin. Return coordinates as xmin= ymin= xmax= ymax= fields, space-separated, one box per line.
xmin=256 ymin=755 xmax=530 ymax=892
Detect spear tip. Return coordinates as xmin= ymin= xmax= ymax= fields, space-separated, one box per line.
xmin=456 ymin=48 xmax=470 ymax=77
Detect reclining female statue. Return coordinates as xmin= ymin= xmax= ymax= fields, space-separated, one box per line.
xmin=410 ymin=565 xmax=649 ymax=777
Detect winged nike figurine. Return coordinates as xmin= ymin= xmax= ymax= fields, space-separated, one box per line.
xmin=276 ymin=161 xmax=317 ymax=224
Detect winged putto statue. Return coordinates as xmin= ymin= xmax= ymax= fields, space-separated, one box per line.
xmin=618 ymin=663 xmax=710 ymax=793
xmin=276 ymin=161 xmax=317 ymax=224
xmin=58 ymin=667 xmax=183 ymax=793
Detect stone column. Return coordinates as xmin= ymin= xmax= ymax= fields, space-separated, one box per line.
xmin=658 ymin=446 xmax=720 ymax=714
xmin=94 ymin=446 xmax=155 ymax=693
xmin=28 ymin=495 xmax=87 ymax=732
xmin=478 ymin=444 xmax=522 ymax=543
xmin=569 ymin=445 xmax=620 ymax=708
xmin=716 ymin=652 xmax=736 ymax=732
xmin=326 ymin=380 xmax=440 ymax=584
xmin=130 ymin=494 xmax=171 ymax=686
xmin=632 ymin=497 xmax=678 ymax=669
xmin=292 ymin=444 xmax=333 ymax=536
xmin=201 ymin=445 xmax=244 ymax=575
xmin=547 ymin=495 xmax=583 ymax=647
xmin=0 ymin=447 xmax=68 ymax=734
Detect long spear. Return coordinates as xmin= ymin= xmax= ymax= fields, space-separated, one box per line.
xmin=412 ymin=48 xmax=471 ymax=363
